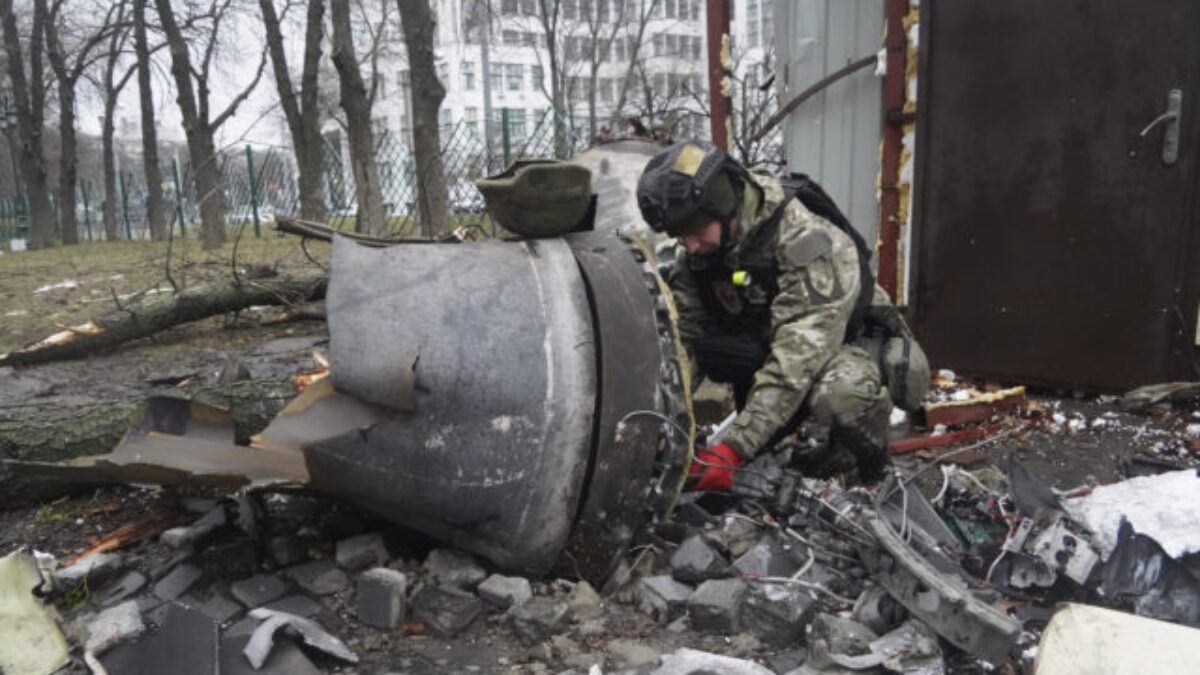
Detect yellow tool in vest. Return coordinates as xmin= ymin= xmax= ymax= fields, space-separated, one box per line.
xmin=732 ymin=270 xmax=751 ymax=287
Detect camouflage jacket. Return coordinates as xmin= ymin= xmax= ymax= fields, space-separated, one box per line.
xmin=668 ymin=169 xmax=863 ymax=458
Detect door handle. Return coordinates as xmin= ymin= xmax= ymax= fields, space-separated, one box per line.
xmin=1139 ymin=89 xmax=1182 ymax=165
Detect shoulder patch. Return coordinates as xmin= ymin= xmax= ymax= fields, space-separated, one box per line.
xmin=783 ymin=228 xmax=832 ymax=267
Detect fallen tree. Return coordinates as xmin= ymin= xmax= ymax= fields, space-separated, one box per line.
xmin=0 ymin=274 xmax=328 ymax=368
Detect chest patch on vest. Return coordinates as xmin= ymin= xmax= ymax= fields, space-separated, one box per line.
xmin=783 ymin=228 xmax=833 ymax=267
xmin=713 ymin=280 xmax=744 ymax=314
xmin=804 ymin=258 xmax=843 ymax=303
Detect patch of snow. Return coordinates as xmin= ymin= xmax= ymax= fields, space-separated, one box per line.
xmin=889 ymin=407 xmax=908 ymax=427
xmin=1067 ymin=417 xmax=1087 ymax=433
xmin=931 ymin=424 xmax=947 ymax=436
xmin=109 ymin=274 xmax=124 ymax=280
xmin=1185 ymin=423 xmax=1200 ymax=438
xmin=491 ymin=416 xmax=514 ymax=432
xmin=4 ymin=309 xmax=28 ymax=317
xmin=34 ymin=279 xmax=79 ymax=293
xmin=1065 ymin=469 xmax=1200 ymax=559
xmin=951 ymin=389 xmax=971 ymax=401
xmin=1052 ymin=412 xmax=1066 ymax=425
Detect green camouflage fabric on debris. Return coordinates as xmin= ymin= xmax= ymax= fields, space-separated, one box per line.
xmin=668 ymin=169 xmax=890 ymax=462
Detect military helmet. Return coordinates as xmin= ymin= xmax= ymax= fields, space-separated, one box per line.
xmin=475 ymin=159 xmax=593 ymax=238
xmin=637 ymin=139 xmax=741 ymax=236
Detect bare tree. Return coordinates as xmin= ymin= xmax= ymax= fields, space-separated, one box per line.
xmin=609 ymin=0 xmax=661 ymax=129
xmin=1 ymin=0 xmax=56 ymax=248
xmin=43 ymin=0 xmax=120 ymax=245
xmin=396 ymin=0 xmax=449 ymax=238
xmin=128 ymin=0 xmax=169 ymax=240
xmin=259 ymin=0 xmax=325 ymax=221
xmin=328 ymin=0 xmax=385 ymax=235
xmin=88 ymin=0 xmax=134 ymax=242
xmin=153 ymin=0 xmax=267 ymax=249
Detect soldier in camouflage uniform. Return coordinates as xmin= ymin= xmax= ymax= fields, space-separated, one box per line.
xmin=637 ymin=140 xmax=893 ymax=489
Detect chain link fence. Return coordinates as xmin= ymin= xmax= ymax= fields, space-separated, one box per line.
xmin=0 ymin=108 xmax=592 ymax=246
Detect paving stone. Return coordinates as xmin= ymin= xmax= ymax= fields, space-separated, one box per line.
xmin=336 ymin=532 xmax=389 ymax=571
xmin=687 ymin=578 xmax=747 ymax=634
xmin=231 ymin=574 xmax=287 ymax=608
xmin=732 ymin=535 xmax=806 ymax=579
xmin=411 ymin=585 xmax=484 ymax=638
xmin=477 ymin=574 xmax=533 ymax=609
xmin=261 ymin=594 xmax=322 ymax=618
xmin=567 ymin=581 xmax=603 ymax=621
xmin=267 ymin=535 xmax=309 ymax=567
xmin=671 ymin=534 xmax=729 ymax=584
xmin=607 ymin=639 xmax=661 ymax=670
xmin=422 ymin=548 xmax=487 ymax=589
xmin=507 ymin=596 xmax=571 ymax=643
xmin=638 ymin=575 xmax=694 ymax=621
xmin=101 ymin=602 xmax=218 ymax=675
xmin=284 ymin=560 xmax=350 ymax=595
xmin=96 ymin=570 xmax=147 ymax=607
xmin=85 ymin=600 xmax=145 ymax=652
xmin=224 ymin=614 xmax=263 ymax=638
xmin=219 ymin=634 xmax=322 ymax=675
xmin=198 ymin=538 xmax=258 ymax=581
xmin=54 ymin=552 xmax=124 ymax=588
xmin=742 ymin=582 xmax=817 ymax=646
xmin=197 ymin=593 xmax=243 ymax=624
xmin=357 ymin=568 xmax=407 ymax=629
xmin=153 ymin=562 xmax=203 ymax=601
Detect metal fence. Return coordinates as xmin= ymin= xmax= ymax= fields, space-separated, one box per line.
xmin=0 ymin=107 xmax=590 ymax=246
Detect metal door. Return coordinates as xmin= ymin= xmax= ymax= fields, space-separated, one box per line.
xmin=911 ymin=0 xmax=1200 ymax=390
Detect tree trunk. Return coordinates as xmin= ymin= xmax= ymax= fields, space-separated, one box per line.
xmin=1 ymin=273 xmax=328 ymax=367
xmin=134 ymin=0 xmax=167 ymax=240
xmin=2 ymin=0 xmax=56 ymax=249
xmin=329 ymin=0 xmax=386 ymax=236
xmin=260 ymin=0 xmax=326 ymax=222
xmin=155 ymin=0 xmax=226 ymax=249
xmin=102 ymin=100 xmax=121 ymax=241
xmin=56 ymin=88 xmax=79 ymax=244
xmin=396 ymin=0 xmax=450 ymax=238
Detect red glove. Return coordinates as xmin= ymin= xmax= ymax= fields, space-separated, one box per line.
xmin=688 ymin=442 xmax=742 ymax=492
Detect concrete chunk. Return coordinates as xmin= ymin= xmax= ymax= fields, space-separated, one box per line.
xmin=731 ymin=535 xmax=806 ymax=579
xmin=284 ymin=560 xmax=350 ymax=596
xmin=410 ymin=585 xmax=484 ymax=637
xmin=638 ymin=575 xmax=693 ymax=621
xmin=671 ymin=534 xmax=729 ymax=584
xmin=231 ymin=573 xmax=287 ymax=608
xmin=742 ymin=582 xmax=817 ymax=646
xmin=607 ymin=638 xmax=661 ymax=670
xmin=507 ymin=596 xmax=571 ymax=643
xmin=568 ymin=580 xmax=603 ymax=621
xmin=687 ymin=578 xmax=747 ymax=634
xmin=357 ymin=568 xmax=407 ymax=629
xmin=86 ymin=600 xmax=145 ymax=652
xmin=336 ymin=532 xmax=389 ymax=571
xmin=422 ymin=548 xmax=487 ymax=589
xmin=477 ymin=574 xmax=533 ymax=609
xmin=54 ymin=552 xmax=123 ymax=588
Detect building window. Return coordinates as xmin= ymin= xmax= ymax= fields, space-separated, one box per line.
xmin=747 ymin=0 xmax=760 ymax=49
xmin=762 ymin=0 xmax=774 ymax=49
xmin=614 ymin=37 xmax=626 ymax=61
xmin=503 ymin=29 xmax=520 ymax=45
xmin=654 ymin=72 xmax=666 ymax=94
xmin=490 ymin=63 xmax=503 ymax=92
xmin=465 ymin=107 xmax=479 ymax=133
xmin=564 ymin=0 xmax=576 ymax=20
xmin=666 ymin=34 xmax=677 ymax=56
xmin=531 ymin=64 xmax=543 ymax=90
xmin=508 ymin=108 xmax=526 ymax=144
xmin=506 ymin=63 xmax=523 ymax=91
xmin=461 ymin=61 xmax=475 ymax=90
xmin=653 ymin=33 xmax=664 ymax=57
xmin=439 ymin=108 xmax=452 ymax=135
xmin=692 ymin=35 xmax=702 ymax=61
xmin=598 ymin=0 xmax=608 ymax=22
xmin=665 ymin=0 xmax=675 ymax=19
xmin=599 ymin=78 xmax=613 ymax=103
xmin=501 ymin=0 xmax=518 ymax=15
xmin=521 ymin=0 xmax=537 ymax=15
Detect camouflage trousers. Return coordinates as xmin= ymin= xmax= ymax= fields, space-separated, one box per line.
xmin=779 ymin=345 xmax=892 ymax=481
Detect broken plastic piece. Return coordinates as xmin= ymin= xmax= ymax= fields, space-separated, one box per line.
xmin=1035 ymin=603 xmax=1200 ymax=674
xmin=0 ymin=551 xmax=70 ymax=675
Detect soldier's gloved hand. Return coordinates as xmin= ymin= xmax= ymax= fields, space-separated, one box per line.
xmin=687 ymin=442 xmax=742 ymax=492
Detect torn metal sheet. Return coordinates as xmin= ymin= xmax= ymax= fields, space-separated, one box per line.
xmin=245 ymin=608 xmax=358 ymax=668
xmin=0 ymin=551 xmax=70 ymax=675
xmin=1028 ymin=517 xmax=1098 ymax=585
xmin=1102 ymin=519 xmax=1200 ymax=625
